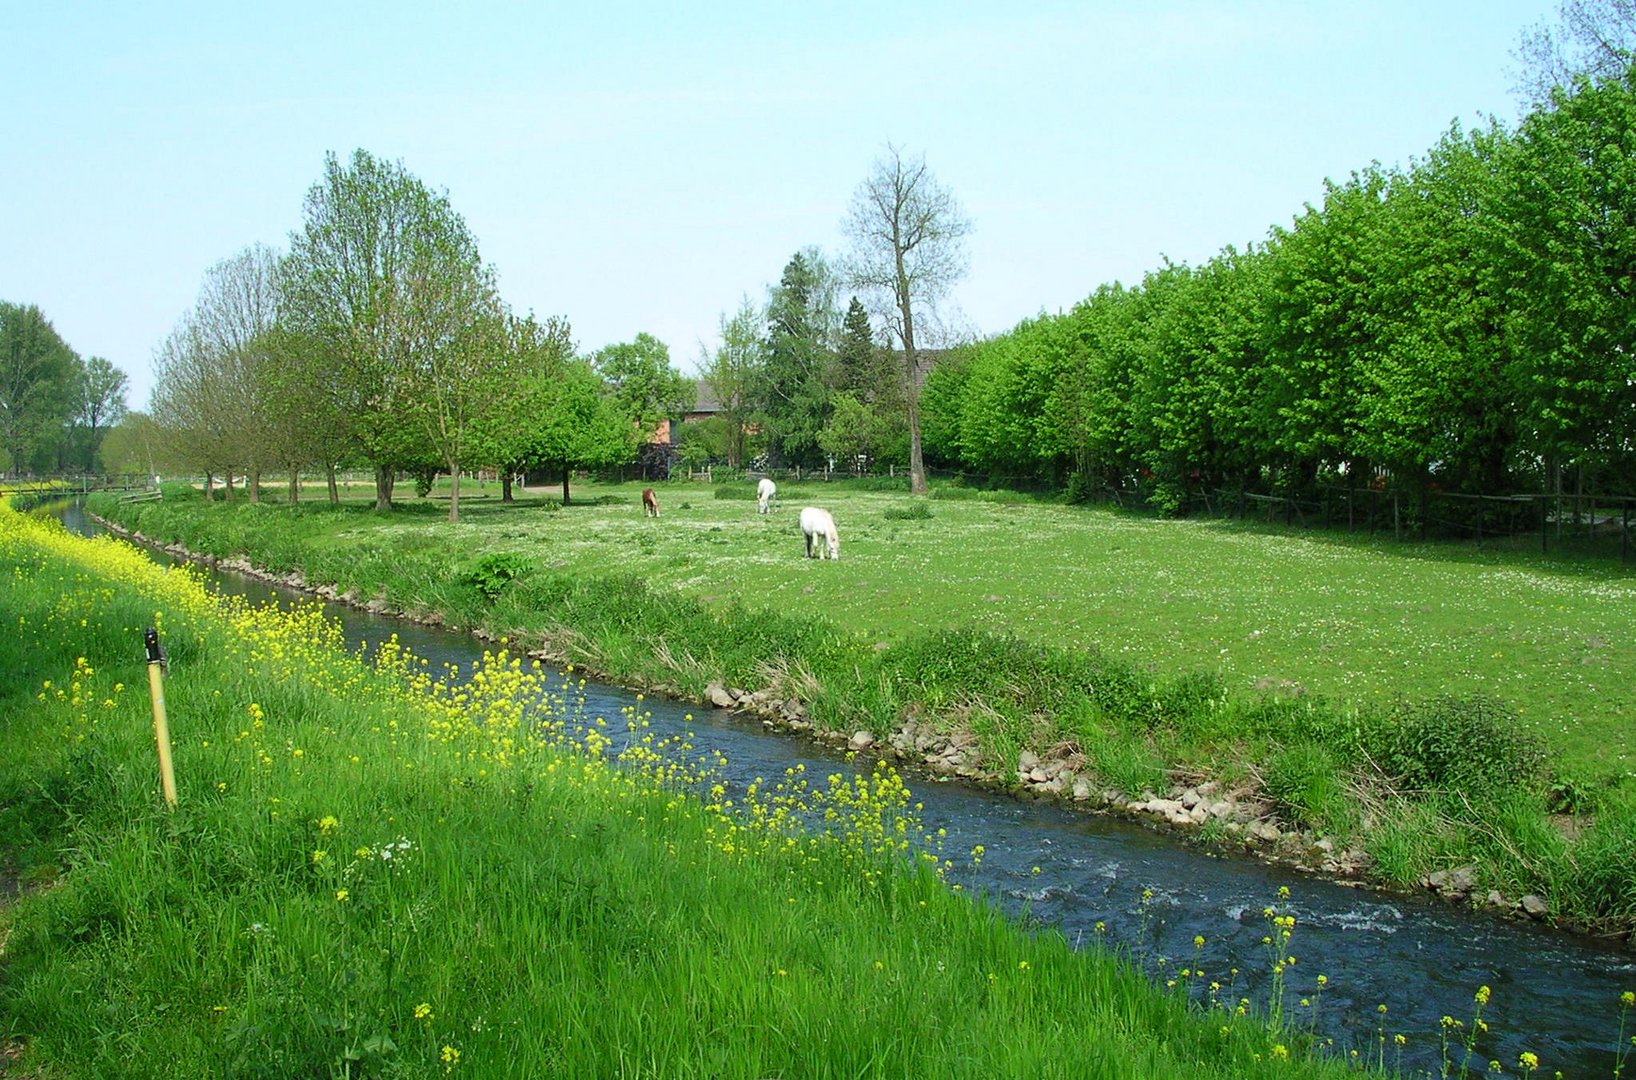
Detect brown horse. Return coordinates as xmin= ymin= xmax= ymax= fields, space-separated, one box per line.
xmin=642 ymin=487 xmax=659 ymax=517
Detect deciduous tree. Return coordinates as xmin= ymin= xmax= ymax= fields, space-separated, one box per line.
xmin=703 ymin=298 xmax=765 ymax=468
xmin=281 ymin=149 xmax=490 ymax=510
xmin=0 ymin=302 xmax=78 ymax=477
xmin=842 ymin=146 xmax=971 ymax=494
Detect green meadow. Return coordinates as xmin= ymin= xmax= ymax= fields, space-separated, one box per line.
xmin=87 ymin=480 xmax=1636 ymax=931
xmin=0 ymin=499 xmax=1369 ymax=1078
xmin=116 ymin=478 xmax=1636 ymax=782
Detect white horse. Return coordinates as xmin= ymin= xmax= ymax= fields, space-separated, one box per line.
xmin=799 ymin=506 xmax=839 ymax=560
xmin=756 ymin=477 xmax=777 ymax=514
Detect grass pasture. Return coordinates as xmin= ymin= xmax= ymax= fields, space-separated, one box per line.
xmin=0 ymin=498 xmax=1364 ymax=1079
xmin=131 ymin=478 xmax=1636 ymax=784
xmin=89 ymin=478 xmax=1636 ymax=929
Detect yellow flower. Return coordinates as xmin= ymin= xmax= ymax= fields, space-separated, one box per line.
xmin=1518 ymin=1051 xmax=1539 ymax=1072
xmin=1623 ymin=991 xmax=1635 ymax=1008
xmin=335 ymin=889 xmax=349 ymax=902
xmin=414 ymin=1003 xmax=433 ymax=1021
xmin=1475 ymin=985 xmax=1491 ymax=1006
xmin=318 ymin=815 xmax=338 ymax=832
xmin=441 ymin=1044 xmax=461 ymax=1069
xmin=312 ymin=850 xmax=328 ymax=864
xmin=1270 ymin=1044 xmax=1288 ymax=1061
xmin=1395 ymin=1034 xmax=1407 ymax=1047
xmin=1193 ymin=935 xmax=1205 ymax=948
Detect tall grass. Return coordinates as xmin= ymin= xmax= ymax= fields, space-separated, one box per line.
xmin=0 ymin=503 xmax=1369 ymax=1078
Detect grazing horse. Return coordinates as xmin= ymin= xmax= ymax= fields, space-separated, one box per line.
xmin=642 ymin=487 xmax=659 ymax=517
xmin=756 ymin=477 xmax=776 ymax=514
xmin=799 ymin=506 xmax=840 ymax=560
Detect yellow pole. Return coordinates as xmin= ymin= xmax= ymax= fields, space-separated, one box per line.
xmin=145 ymin=628 xmax=177 ymax=808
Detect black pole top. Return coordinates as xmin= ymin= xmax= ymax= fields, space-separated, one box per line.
xmin=144 ymin=627 xmax=164 ymax=665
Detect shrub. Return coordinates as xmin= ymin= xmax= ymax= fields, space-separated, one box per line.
xmin=1367 ymin=695 xmax=1546 ymax=799
xmin=712 ymin=483 xmax=757 ymax=501
xmin=464 ymin=551 xmax=534 ymax=601
xmin=1064 ymin=469 xmax=1097 ymax=505
xmin=882 ymin=502 xmax=933 ymax=521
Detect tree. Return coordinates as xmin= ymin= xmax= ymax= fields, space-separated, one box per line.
xmin=190 ymin=245 xmax=284 ymax=500
xmin=1513 ymin=0 xmax=1636 ymax=106
xmin=76 ymin=356 xmax=128 ymax=472
xmin=1494 ymin=65 xmax=1636 ymax=483
xmin=594 ymin=332 xmax=694 ymax=442
xmin=408 ymin=295 xmax=505 ymax=521
xmin=150 ymin=317 xmax=238 ymax=494
xmin=280 ymin=149 xmax=490 ymax=510
xmin=0 ymin=302 xmax=79 ymax=477
xmin=100 ymin=411 xmax=167 ymax=480
xmin=758 ymin=250 xmax=838 ymax=467
xmin=703 ymin=297 xmax=766 ymax=467
xmin=533 ymin=359 xmax=634 ymax=503
xmin=834 ymin=296 xmax=897 ymax=408
xmin=818 ymin=393 xmax=891 ymax=474
xmin=473 ymin=311 xmax=577 ymax=502
xmin=842 ymin=146 xmax=972 ymax=494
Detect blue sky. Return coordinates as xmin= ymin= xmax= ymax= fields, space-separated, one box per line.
xmin=3 ymin=1 xmax=1555 ymax=408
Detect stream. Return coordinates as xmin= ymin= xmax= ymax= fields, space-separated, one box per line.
xmin=54 ymin=501 xmax=1636 ymax=1077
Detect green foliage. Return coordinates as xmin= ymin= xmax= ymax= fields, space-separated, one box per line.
xmin=463 ymin=551 xmax=534 ymax=600
xmin=0 ymin=301 xmax=82 ymax=475
xmin=85 ymin=485 xmax=1636 ymax=926
xmin=712 ymin=482 xmax=758 ymax=500
xmin=1368 ymin=696 xmax=1547 ymax=798
xmin=594 ymin=332 xmax=694 ymax=440
xmin=921 ymin=74 xmax=1636 ymax=507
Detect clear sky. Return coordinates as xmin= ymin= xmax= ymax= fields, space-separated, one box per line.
xmin=3 ymin=1 xmax=1555 ymax=409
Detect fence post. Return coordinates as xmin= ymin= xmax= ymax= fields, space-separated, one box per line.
xmin=144 ymin=628 xmax=177 ymax=808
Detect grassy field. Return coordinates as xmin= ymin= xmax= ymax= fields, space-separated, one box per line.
xmin=149 ymin=477 xmax=1636 ymax=783
xmin=0 ymin=498 xmax=1370 ymax=1078
xmin=87 ymin=479 xmax=1636 ymax=929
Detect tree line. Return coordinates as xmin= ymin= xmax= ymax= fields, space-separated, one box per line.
xmin=145 ymin=150 xmax=704 ymax=521
xmin=144 ymin=144 xmax=967 ymax=517
xmin=918 ymin=62 xmax=1636 ymax=517
xmin=0 ymin=303 xmax=129 ymax=477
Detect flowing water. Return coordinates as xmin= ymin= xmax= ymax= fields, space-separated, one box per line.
xmin=54 ymin=502 xmax=1636 ymax=1077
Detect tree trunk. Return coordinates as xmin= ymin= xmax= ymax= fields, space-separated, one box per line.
xmin=448 ymin=461 xmax=461 ymax=522
xmin=374 ymin=464 xmax=394 ymax=511
xmin=288 ymin=467 xmax=300 ymax=505
xmin=248 ymin=467 xmax=261 ymax=504
xmin=502 ymin=472 xmax=514 ymax=503
xmin=204 ymin=472 xmax=215 ymax=499
xmin=561 ymin=461 xmax=571 ymax=505
xmin=326 ymin=465 xmax=339 ymax=505
xmin=898 ymin=295 xmax=928 ymax=496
